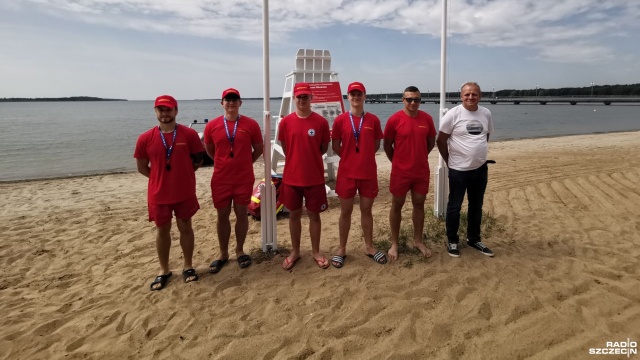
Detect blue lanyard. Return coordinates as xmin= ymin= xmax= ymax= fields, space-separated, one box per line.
xmin=349 ymin=112 xmax=365 ymax=152
xmin=158 ymin=126 xmax=177 ymax=170
xmin=223 ymin=115 xmax=240 ymax=158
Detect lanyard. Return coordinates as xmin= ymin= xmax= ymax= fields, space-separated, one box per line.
xmin=223 ymin=115 xmax=240 ymax=158
xmin=349 ymin=112 xmax=365 ymax=153
xmin=158 ymin=126 xmax=177 ymax=171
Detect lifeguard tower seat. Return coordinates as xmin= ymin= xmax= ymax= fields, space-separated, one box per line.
xmin=271 ymin=49 xmax=342 ymax=197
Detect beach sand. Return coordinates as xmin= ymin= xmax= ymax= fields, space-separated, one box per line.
xmin=1 ymin=131 xmax=639 ymax=359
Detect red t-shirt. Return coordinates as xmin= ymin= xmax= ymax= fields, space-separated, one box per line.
xmin=332 ymin=112 xmax=383 ymax=179
xmin=383 ymin=110 xmax=436 ymax=179
xmin=277 ymin=112 xmax=330 ymax=186
xmin=203 ymin=115 xmax=263 ymax=185
xmin=134 ymin=124 xmax=204 ymax=204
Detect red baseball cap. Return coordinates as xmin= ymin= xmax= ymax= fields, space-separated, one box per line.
xmin=347 ymin=82 xmax=366 ymax=94
xmin=293 ymin=82 xmax=312 ymax=97
xmin=154 ymin=95 xmax=177 ymax=108
xmin=221 ymin=88 xmax=241 ymax=99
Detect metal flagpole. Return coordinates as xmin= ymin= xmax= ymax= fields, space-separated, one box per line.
xmin=261 ymin=0 xmax=277 ymax=251
xmin=434 ymin=0 xmax=449 ymax=217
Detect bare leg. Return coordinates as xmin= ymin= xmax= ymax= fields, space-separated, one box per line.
xmin=388 ymin=195 xmax=406 ymax=261
xmin=359 ymin=196 xmax=376 ymax=255
xmin=215 ymin=205 xmax=232 ymax=261
xmin=337 ymin=197 xmax=354 ymax=257
xmin=308 ymin=210 xmax=327 ymax=268
xmin=286 ymin=208 xmax=302 ymax=264
xmin=176 ymin=217 xmax=197 ymax=281
xmin=152 ymin=221 xmax=172 ymax=290
xmin=410 ymin=190 xmax=432 ymax=257
xmin=233 ymin=203 xmax=249 ymax=258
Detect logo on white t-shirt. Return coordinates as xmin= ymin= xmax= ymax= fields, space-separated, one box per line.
xmin=308 ymin=129 xmax=316 ymax=136
xmin=466 ymin=120 xmax=484 ymax=135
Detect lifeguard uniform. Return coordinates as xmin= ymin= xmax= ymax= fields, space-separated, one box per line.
xmin=277 ymin=112 xmax=330 ymax=212
xmin=204 ymin=115 xmax=263 ymax=209
xmin=134 ymin=124 xmax=204 ymax=225
xmin=332 ymin=111 xmax=383 ymax=198
xmin=384 ymin=110 xmax=437 ymax=196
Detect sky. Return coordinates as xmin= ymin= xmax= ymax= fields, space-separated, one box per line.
xmin=1 ymin=0 xmax=639 ymax=100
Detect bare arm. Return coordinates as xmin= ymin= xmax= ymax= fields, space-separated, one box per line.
xmin=280 ymin=140 xmax=286 ymax=156
xmin=374 ymin=139 xmax=381 ymax=153
xmin=136 ymin=158 xmax=151 ymax=178
xmin=383 ymin=138 xmax=394 ymax=162
xmin=320 ymin=141 xmax=329 ymax=155
xmin=427 ymin=136 xmax=436 ymax=154
xmin=252 ymin=142 xmax=264 ymax=163
xmin=205 ymin=142 xmax=216 ymax=161
xmin=436 ymin=131 xmax=451 ymax=166
xmin=191 ymin=151 xmax=205 ymax=171
xmin=331 ymin=139 xmax=342 ymax=157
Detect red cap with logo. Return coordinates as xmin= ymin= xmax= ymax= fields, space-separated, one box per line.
xmin=293 ymin=82 xmax=312 ymax=97
xmin=347 ymin=82 xmax=366 ymax=94
xmin=221 ymin=88 xmax=241 ymax=99
xmin=154 ymin=95 xmax=178 ymax=108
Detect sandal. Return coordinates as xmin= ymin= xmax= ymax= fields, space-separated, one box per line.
xmin=331 ymin=255 xmax=346 ymax=268
xmin=367 ymin=251 xmax=387 ymax=265
xmin=150 ymin=272 xmax=172 ymax=291
xmin=237 ymin=254 xmax=252 ymax=269
xmin=209 ymin=259 xmax=228 ymax=274
xmin=182 ymin=268 xmax=199 ymax=283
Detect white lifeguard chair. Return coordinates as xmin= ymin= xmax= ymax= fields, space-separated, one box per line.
xmin=271 ymin=49 xmax=343 ymax=197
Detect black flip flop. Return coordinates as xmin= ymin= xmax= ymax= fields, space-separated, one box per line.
xmin=150 ymin=271 xmax=172 ymax=291
xmin=209 ymin=259 xmax=228 ymax=274
xmin=237 ymin=254 xmax=252 ymax=269
xmin=331 ymin=255 xmax=346 ymax=268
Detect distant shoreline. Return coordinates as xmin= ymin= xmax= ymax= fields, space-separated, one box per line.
xmin=0 ymin=96 xmax=127 ymax=102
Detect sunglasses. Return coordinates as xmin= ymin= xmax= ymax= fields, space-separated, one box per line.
xmin=404 ymin=97 xmax=422 ymax=104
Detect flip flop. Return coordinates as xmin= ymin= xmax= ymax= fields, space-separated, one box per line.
xmin=367 ymin=251 xmax=388 ymax=265
xmin=150 ymin=271 xmax=172 ymax=291
xmin=209 ymin=259 xmax=228 ymax=274
xmin=237 ymin=254 xmax=252 ymax=269
xmin=331 ymin=255 xmax=346 ymax=268
xmin=315 ymin=256 xmax=330 ymax=269
xmin=282 ymin=257 xmax=300 ymax=271
xmin=182 ymin=268 xmax=199 ymax=283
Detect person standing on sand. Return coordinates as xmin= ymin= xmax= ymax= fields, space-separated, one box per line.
xmin=383 ymin=86 xmax=436 ymax=261
xmin=330 ymin=81 xmax=387 ymax=268
xmin=134 ymin=95 xmax=205 ymax=291
xmin=278 ymin=82 xmax=331 ymax=270
xmin=204 ymin=88 xmax=263 ymax=274
xmin=437 ymin=82 xmax=495 ymax=258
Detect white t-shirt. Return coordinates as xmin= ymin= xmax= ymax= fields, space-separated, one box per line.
xmin=439 ymin=105 xmax=494 ymax=171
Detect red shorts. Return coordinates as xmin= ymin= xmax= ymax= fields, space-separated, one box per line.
xmin=280 ymin=183 xmax=328 ymax=213
xmin=211 ymin=182 xmax=253 ymax=209
xmin=336 ymin=176 xmax=379 ymax=199
xmin=148 ymin=196 xmax=200 ymax=227
xmin=389 ymin=175 xmax=430 ymax=197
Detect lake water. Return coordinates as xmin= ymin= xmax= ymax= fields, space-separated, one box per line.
xmin=0 ymin=99 xmax=638 ymax=181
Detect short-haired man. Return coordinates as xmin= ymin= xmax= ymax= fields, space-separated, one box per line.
xmin=278 ymin=82 xmax=331 ymax=270
xmin=204 ymin=88 xmax=264 ymax=273
xmin=134 ymin=95 xmax=205 ymax=291
xmin=330 ymin=81 xmax=386 ymax=268
xmin=383 ymin=86 xmax=436 ymax=261
xmin=436 ymin=82 xmax=495 ymax=258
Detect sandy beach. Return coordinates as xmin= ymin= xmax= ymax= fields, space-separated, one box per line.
xmin=1 ymin=131 xmax=639 ymax=359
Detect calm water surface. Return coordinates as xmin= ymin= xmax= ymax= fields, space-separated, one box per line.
xmin=0 ymin=100 xmax=638 ymax=181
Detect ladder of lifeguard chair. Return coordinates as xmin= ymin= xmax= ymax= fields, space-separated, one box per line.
xmin=271 ymin=49 xmax=340 ymax=194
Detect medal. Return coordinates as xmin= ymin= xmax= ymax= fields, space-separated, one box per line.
xmin=158 ymin=126 xmax=177 ymax=172
xmin=223 ymin=115 xmax=239 ymax=160
xmin=349 ymin=112 xmax=365 ymax=153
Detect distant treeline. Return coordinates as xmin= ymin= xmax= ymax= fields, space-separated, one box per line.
xmin=0 ymin=96 xmax=127 ymax=102
xmin=367 ymin=83 xmax=640 ymax=99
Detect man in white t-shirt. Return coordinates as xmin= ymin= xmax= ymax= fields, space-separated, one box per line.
xmin=436 ymin=82 xmax=495 ymax=258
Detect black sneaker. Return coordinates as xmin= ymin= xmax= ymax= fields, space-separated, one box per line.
xmin=466 ymin=240 xmax=494 ymax=257
xmin=447 ymin=242 xmax=460 ymax=257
